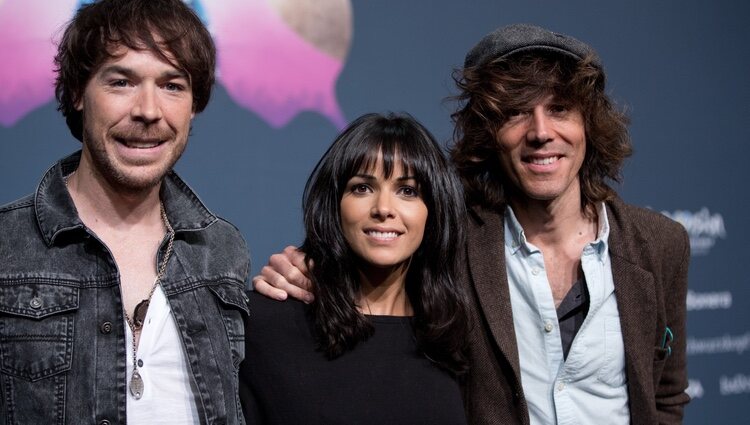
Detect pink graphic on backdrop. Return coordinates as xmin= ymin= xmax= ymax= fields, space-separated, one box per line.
xmin=203 ymin=0 xmax=348 ymax=128
xmin=0 ymin=0 xmax=77 ymax=126
xmin=0 ymin=0 xmax=351 ymax=129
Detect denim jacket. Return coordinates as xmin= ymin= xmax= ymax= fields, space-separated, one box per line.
xmin=0 ymin=152 xmax=250 ymax=425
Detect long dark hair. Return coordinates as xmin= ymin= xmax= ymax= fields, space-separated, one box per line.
xmin=301 ymin=112 xmax=468 ymax=375
xmin=450 ymin=52 xmax=632 ymax=214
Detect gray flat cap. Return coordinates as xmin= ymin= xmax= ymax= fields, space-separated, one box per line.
xmin=464 ymin=23 xmax=601 ymax=69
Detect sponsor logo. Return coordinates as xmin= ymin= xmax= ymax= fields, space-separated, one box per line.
xmin=686 ymin=290 xmax=732 ymax=311
xmin=686 ymin=379 xmax=704 ymax=399
xmin=661 ymin=208 xmax=726 ymax=255
xmin=720 ymin=374 xmax=750 ymax=396
xmin=687 ymin=333 xmax=750 ymax=356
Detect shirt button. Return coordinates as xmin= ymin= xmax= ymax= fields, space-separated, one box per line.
xmin=544 ymin=321 xmax=554 ymax=333
xmin=29 ymin=297 xmax=43 ymax=309
xmin=100 ymin=322 xmax=112 ymax=334
xmin=557 ymin=382 xmax=566 ymax=391
xmin=137 ymin=359 xmax=144 ymax=367
xmin=531 ymin=268 xmax=540 ymax=276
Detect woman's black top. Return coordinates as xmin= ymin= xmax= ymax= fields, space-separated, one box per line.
xmin=239 ymin=291 xmax=467 ymax=425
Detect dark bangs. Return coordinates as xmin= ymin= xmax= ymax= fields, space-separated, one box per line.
xmin=334 ymin=119 xmax=439 ymax=200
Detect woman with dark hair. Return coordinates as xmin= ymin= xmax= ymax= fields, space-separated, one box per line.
xmin=239 ymin=113 xmax=468 ymax=424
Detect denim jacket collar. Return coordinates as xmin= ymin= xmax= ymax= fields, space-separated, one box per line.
xmin=35 ymin=151 xmax=218 ymax=246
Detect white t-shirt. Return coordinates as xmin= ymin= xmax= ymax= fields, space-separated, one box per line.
xmin=125 ymin=285 xmax=200 ymax=424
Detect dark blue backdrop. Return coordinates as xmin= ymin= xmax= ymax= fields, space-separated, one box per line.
xmin=1 ymin=1 xmax=748 ymax=422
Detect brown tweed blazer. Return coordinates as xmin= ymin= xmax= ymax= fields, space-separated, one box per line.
xmin=460 ymin=197 xmax=690 ymax=425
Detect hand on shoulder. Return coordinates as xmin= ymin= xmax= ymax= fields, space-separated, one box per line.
xmin=252 ymin=245 xmax=315 ymax=303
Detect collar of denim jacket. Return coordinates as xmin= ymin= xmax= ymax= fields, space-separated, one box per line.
xmin=34 ymin=150 xmax=218 ymax=246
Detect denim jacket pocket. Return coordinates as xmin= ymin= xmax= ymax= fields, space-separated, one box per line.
xmin=208 ymin=283 xmax=249 ymax=369
xmin=0 ymin=283 xmax=78 ymax=381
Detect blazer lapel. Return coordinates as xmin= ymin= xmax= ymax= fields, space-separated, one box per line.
xmin=466 ymin=207 xmax=522 ymax=381
xmin=607 ymin=201 xmax=658 ymax=418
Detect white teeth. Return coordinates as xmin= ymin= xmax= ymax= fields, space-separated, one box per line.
xmin=530 ymin=156 xmax=559 ymax=165
xmin=367 ymin=231 xmax=399 ymax=239
xmin=126 ymin=141 xmax=160 ymax=149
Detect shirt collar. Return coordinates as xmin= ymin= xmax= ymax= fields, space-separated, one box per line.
xmin=35 ymin=151 xmax=217 ymax=246
xmin=592 ymin=202 xmax=610 ymax=258
xmin=504 ymin=205 xmax=528 ymax=255
xmin=504 ymin=202 xmax=611 ymax=258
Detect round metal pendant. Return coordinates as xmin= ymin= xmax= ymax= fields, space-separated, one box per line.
xmin=133 ymin=299 xmax=150 ymax=330
xmin=130 ymin=370 xmax=144 ymax=400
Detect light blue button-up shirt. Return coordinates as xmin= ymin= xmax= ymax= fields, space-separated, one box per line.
xmin=505 ymin=204 xmax=629 ymax=425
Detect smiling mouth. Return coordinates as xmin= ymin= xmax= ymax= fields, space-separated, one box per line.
xmin=365 ymin=230 xmax=401 ymax=240
xmin=526 ymin=156 xmax=560 ymax=165
xmin=116 ymin=138 xmax=164 ymax=149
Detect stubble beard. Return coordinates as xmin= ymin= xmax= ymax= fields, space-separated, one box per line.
xmin=83 ymin=126 xmax=186 ymax=196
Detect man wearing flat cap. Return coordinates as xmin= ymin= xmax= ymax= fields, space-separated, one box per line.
xmin=449 ymin=23 xmax=690 ymax=424
xmin=252 ymin=23 xmax=690 ymax=425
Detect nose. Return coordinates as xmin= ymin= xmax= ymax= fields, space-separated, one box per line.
xmin=526 ymin=106 xmax=553 ymax=144
xmin=131 ymin=84 xmax=163 ymax=123
xmin=370 ymin=191 xmax=395 ymax=220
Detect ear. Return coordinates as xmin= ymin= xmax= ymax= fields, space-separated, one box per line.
xmin=74 ymin=95 xmax=84 ymax=112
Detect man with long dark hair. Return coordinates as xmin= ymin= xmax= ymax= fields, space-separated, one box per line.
xmin=449 ymin=24 xmax=689 ymax=424
xmin=254 ymin=24 xmax=689 ymax=424
xmin=0 ymin=1 xmax=248 ymax=423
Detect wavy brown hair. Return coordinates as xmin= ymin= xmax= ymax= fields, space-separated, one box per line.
xmin=54 ymin=0 xmax=215 ymax=141
xmin=450 ymin=52 xmax=632 ymax=214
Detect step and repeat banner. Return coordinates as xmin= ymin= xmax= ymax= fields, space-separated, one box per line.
xmin=1 ymin=0 xmax=747 ymax=422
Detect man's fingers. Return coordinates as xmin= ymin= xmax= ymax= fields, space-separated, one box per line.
xmin=251 ymin=275 xmax=289 ymax=301
xmin=260 ymin=265 xmax=313 ymax=303
xmin=272 ymin=247 xmax=313 ymax=292
xmin=266 ymin=261 xmax=312 ymax=293
xmin=252 ymin=252 xmax=315 ymax=303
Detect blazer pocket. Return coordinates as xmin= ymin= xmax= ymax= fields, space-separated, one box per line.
xmin=652 ymin=346 xmax=670 ymax=385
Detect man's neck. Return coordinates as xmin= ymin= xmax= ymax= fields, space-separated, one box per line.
xmin=508 ymin=189 xmax=596 ymax=249
xmin=67 ymin=159 xmax=164 ymax=233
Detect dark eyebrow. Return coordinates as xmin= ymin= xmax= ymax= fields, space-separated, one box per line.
xmin=98 ymin=65 xmax=189 ymax=81
xmin=97 ymin=65 xmax=133 ymax=79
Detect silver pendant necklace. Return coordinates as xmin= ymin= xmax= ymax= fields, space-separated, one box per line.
xmin=123 ymin=202 xmax=175 ymax=400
